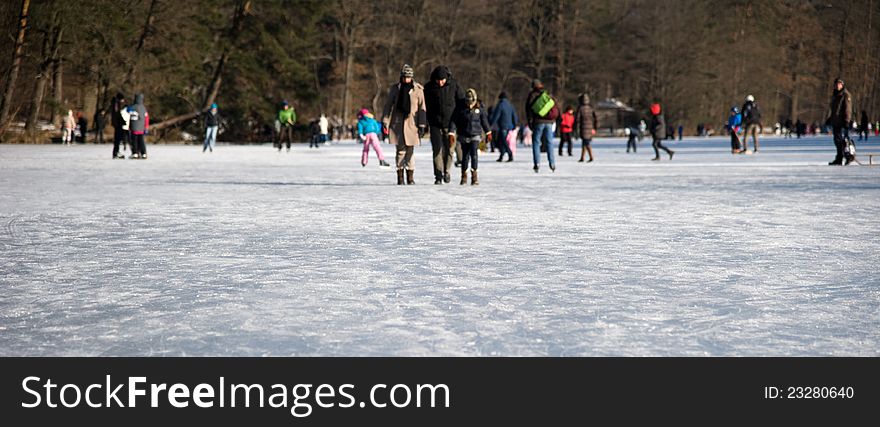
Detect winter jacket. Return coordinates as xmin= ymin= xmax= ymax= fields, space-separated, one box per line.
xmin=741 ymin=100 xmax=761 ymax=126
xmin=559 ymin=111 xmax=575 ymax=133
xmin=205 ymin=110 xmax=219 ymax=127
xmin=319 ymin=116 xmax=329 ymax=134
xmin=450 ymin=102 xmax=491 ymax=138
xmin=650 ymin=113 xmax=665 ymax=140
xmin=111 ymin=99 xmax=126 ymax=130
xmin=575 ymin=102 xmax=597 ymax=140
xmin=278 ymin=107 xmax=296 ymax=126
xmin=728 ymin=112 xmax=742 ymax=131
xmin=489 ymin=98 xmax=519 ymax=131
xmin=525 ymin=88 xmax=557 ymax=125
xmin=62 ymin=114 xmax=76 ymax=130
xmin=357 ymin=115 xmax=381 ymax=137
xmin=829 ymin=88 xmax=852 ymax=127
xmin=382 ymin=81 xmax=427 ymax=147
xmin=423 ymin=66 xmax=465 ymax=128
xmin=128 ymin=93 xmax=149 ymax=134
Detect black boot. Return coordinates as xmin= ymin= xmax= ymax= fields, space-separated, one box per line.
xmin=406 ymin=170 xmax=415 ymax=185
xmin=397 ymin=169 xmax=405 ymax=185
xmin=443 ymin=172 xmax=451 ymax=183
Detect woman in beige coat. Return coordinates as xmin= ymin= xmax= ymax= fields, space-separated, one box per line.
xmin=382 ymin=64 xmax=427 ymax=185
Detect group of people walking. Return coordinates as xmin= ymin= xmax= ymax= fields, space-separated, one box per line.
xmin=377 ymin=64 xmax=612 ymax=186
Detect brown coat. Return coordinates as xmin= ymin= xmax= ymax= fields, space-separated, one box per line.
xmin=382 ymin=82 xmax=427 ymax=147
xmin=829 ymin=88 xmax=852 ymax=127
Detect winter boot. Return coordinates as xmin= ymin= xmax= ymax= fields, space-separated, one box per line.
xmin=443 ymin=172 xmax=451 ymax=183
xmin=397 ymin=169 xmax=405 ymax=185
xmin=460 ymin=169 xmax=468 ymax=185
xmin=379 ymin=159 xmax=391 ymax=168
xmin=471 ymin=169 xmax=479 ymax=186
xmin=668 ymin=151 xmax=675 ymax=160
xmin=406 ymin=169 xmax=415 ymax=185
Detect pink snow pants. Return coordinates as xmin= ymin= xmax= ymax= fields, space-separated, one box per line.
xmin=361 ymin=133 xmax=385 ymax=165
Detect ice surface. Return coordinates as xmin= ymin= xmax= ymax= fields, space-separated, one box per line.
xmin=1 ymin=136 xmax=878 ymax=356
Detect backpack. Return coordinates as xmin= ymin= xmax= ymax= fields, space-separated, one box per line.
xmin=531 ymin=91 xmax=556 ymax=117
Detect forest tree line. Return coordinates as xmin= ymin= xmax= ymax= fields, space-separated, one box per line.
xmin=0 ymin=0 xmax=878 ymax=142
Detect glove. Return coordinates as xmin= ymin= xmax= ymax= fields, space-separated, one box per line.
xmin=418 ymin=127 xmax=426 ymax=138
xmin=486 ymin=131 xmax=493 ymax=143
xmin=447 ymin=133 xmax=456 ymax=146
xmin=591 ymin=129 xmax=596 ymax=136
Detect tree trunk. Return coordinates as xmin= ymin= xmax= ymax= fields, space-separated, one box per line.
xmin=153 ymin=1 xmax=250 ymax=131
xmin=0 ymin=0 xmax=31 ymax=133
xmin=123 ymin=0 xmax=159 ymax=92
xmin=25 ymin=31 xmax=52 ymax=135
xmin=49 ymin=55 xmax=63 ymax=128
xmin=341 ymin=24 xmax=357 ymax=127
xmin=25 ymin=14 xmax=62 ymax=137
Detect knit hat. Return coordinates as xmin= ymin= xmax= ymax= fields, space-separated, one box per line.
xmin=532 ymin=79 xmax=543 ymax=89
xmin=211 ymin=103 xmax=218 ymax=109
xmin=400 ymin=64 xmax=414 ymax=78
xmin=359 ymin=108 xmax=370 ymax=117
xmin=498 ymin=91 xmax=508 ymax=99
xmin=834 ymin=78 xmax=844 ymax=85
xmin=435 ymin=67 xmax=448 ymax=80
xmin=650 ymin=103 xmax=661 ymax=115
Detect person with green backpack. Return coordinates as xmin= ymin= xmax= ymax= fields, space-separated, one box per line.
xmin=525 ymin=79 xmax=559 ymax=173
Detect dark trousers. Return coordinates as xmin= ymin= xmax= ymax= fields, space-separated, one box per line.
xmin=653 ymin=137 xmax=671 ymax=157
xmin=832 ymin=125 xmax=850 ymax=163
xmin=460 ymin=136 xmax=480 ymax=171
xmin=276 ymin=126 xmax=293 ymax=149
xmin=627 ymin=135 xmax=637 ymax=153
xmin=558 ymin=132 xmax=573 ymax=156
xmin=430 ymin=126 xmax=455 ymax=179
xmin=496 ymin=128 xmax=512 ymax=159
xmin=112 ymin=127 xmax=128 ymax=157
xmin=730 ymin=130 xmax=741 ymax=151
xmin=131 ymin=133 xmax=146 ymax=156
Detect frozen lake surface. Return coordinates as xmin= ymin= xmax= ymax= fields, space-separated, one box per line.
xmin=1 ymin=136 xmax=878 ymax=356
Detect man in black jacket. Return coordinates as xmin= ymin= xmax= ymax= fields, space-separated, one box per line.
xmin=828 ymin=78 xmax=853 ymax=165
xmin=741 ymin=95 xmax=762 ymax=153
xmin=424 ymin=65 xmax=465 ymax=184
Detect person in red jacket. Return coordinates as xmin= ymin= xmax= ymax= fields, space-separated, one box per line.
xmin=558 ymin=106 xmax=575 ymax=157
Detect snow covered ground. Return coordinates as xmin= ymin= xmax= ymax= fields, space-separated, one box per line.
xmin=1 ymin=136 xmax=878 ymax=356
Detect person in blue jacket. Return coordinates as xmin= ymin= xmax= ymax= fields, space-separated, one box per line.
xmin=727 ymin=106 xmax=743 ymax=154
xmin=449 ymin=88 xmax=492 ymax=185
xmin=489 ymin=92 xmax=518 ymax=162
xmin=357 ymin=108 xmax=391 ymax=167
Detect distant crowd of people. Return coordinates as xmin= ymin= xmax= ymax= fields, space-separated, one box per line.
xmin=58 ymin=66 xmax=869 ymax=174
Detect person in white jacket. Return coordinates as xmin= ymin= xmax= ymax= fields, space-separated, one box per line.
xmin=61 ymin=110 xmax=76 ymax=146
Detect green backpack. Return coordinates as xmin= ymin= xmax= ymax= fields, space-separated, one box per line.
xmin=531 ymin=91 xmax=555 ymax=117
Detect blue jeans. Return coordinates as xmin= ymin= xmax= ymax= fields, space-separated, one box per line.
xmin=204 ymin=126 xmax=218 ymax=151
xmin=531 ymin=123 xmax=555 ymax=168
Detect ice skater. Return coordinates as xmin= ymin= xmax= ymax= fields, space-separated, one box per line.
xmin=61 ymin=110 xmax=75 ymax=145
xmin=575 ymin=93 xmax=597 ymax=162
xmin=625 ymin=127 xmax=638 ymax=153
xmin=128 ymin=93 xmax=149 ymax=159
xmin=650 ymin=103 xmax=674 ymax=161
xmin=276 ymin=100 xmax=296 ymax=152
xmin=728 ymin=106 xmax=743 ymax=154
xmin=203 ymin=103 xmax=219 ymax=153
xmin=449 ymin=88 xmax=491 ymax=185
xmin=357 ymin=108 xmax=390 ymax=168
